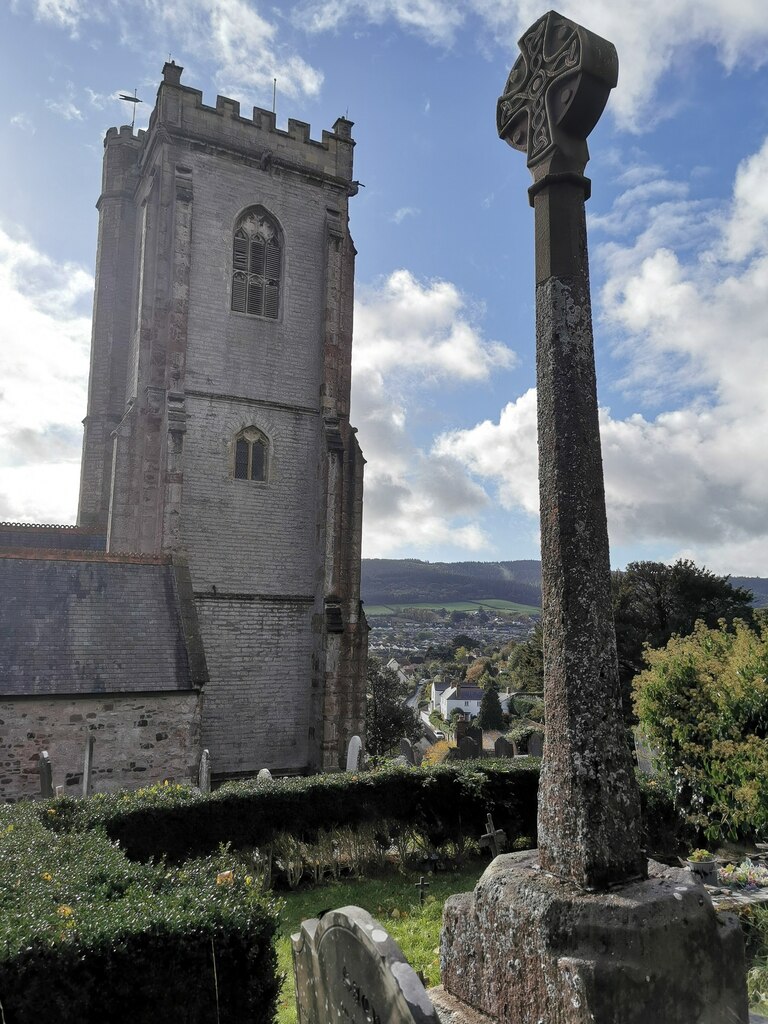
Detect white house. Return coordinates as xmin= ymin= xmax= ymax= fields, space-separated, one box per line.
xmin=440 ymin=684 xmax=484 ymax=720
xmin=429 ymin=679 xmax=451 ymax=712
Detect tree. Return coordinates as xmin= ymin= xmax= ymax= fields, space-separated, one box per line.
xmin=477 ymin=686 xmax=505 ymax=730
xmin=613 ymin=559 xmax=754 ymax=718
xmin=633 ymin=614 xmax=768 ymax=842
xmin=366 ymin=657 xmax=422 ymax=756
xmin=506 ymin=623 xmax=544 ymax=692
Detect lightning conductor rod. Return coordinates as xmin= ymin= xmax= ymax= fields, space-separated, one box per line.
xmin=118 ymin=88 xmax=143 ymax=131
xmin=273 ymin=78 xmax=277 ymax=115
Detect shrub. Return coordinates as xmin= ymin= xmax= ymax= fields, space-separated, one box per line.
xmin=0 ymin=805 xmax=279 ymax=1024
xmin=42 ymin=762 xmax=540 ymax=865
xmin=634 ymin=616 xmax=768 ymax=842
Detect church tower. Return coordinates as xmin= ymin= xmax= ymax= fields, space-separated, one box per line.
xmin=78 ymin=63 xmax=366 ymax=776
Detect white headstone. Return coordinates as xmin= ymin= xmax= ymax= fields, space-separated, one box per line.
xmin=257 ymin=767 xmax=273 ymax=782
xmin=346 ymin=735 xmax=363 ymax=772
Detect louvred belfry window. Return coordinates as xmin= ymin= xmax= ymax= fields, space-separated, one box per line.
xmin=233 ymin=427 xmax=268 ymax=482
xmin=231 ymin=209 xmax=281 ymax=319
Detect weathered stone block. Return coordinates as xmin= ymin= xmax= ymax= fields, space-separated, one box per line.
xmin=440 ymin=853 xmax=748 ymax=1024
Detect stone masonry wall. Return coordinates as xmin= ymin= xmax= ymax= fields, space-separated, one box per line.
xmin=195 ymin=597 xmax=315 ymax=775
xmin=0 ymin=691 xmax=202 ymax=801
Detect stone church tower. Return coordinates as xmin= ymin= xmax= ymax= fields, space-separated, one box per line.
xmin=77 ymin=62 xmax=366 ymax=777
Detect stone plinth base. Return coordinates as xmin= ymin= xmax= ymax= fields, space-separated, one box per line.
xmin=440 ymin=852 xmax=748 ymax=1024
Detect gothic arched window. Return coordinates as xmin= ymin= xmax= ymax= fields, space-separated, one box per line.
xmin=231 ymin=208 xmax=282 ymax=319
xmin=233 ymin=427 xmax=268 ymax=482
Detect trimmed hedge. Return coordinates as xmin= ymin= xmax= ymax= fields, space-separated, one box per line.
xmin=42 ymin=762 xmax=541 ymax=863
xmin=0 ymin=804 xmax=279 ymax=1023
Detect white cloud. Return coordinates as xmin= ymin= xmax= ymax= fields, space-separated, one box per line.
xmin=433 ymin=138 xmax=768 ymax=575
xmin=10 ymin=113 xmax=35 ymax=134
xmin=22 ymin=0 xmax=87 ymax=32
xmin=149 ymin=0 xmax=324 ymax=100
xmin=391 ymin=206 xmax=420 ymax=224
xmin=296 ymin=0 xmax=464 ymax=46
xmin=297 ymin=0 xmax=768 ymax=131
xmin=46 ymin=82 xmax=84 ymax=121
xmin=352 ymin=269 xmax=515 ymax=556
xmin=0 ymin=224 xmax=91 ymax=524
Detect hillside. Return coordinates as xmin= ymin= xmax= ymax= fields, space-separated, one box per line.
xmin=361 ymin=559 xmax=542 ymax=608
xmin=361 ymin=559 xmax=768 ymax=610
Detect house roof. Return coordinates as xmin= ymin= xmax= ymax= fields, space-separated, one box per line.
xmin=0 ymin=552 xmax=207 ymax=696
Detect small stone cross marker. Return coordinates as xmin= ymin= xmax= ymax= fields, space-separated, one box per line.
xmin=414 ymin=875 xmax=430 ymax=905
xmin=479 ymin=814 xmax=507 ymax=858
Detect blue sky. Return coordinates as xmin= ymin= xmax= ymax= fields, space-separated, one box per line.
xmin=2 ymin=1 xmax=768 ymax=575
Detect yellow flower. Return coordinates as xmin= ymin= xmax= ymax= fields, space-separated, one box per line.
xmin=41 ymin=872 xmax=52 ymax=882
xmin=244 ymin=875 xmax=253 ymax=886
xmin=46 ymin=808 xmax=57 ymax=816
xmin=57 ymin=905 xmax=74 ymax=918
xmin=216 ymin=870 xmax=234 ymax=886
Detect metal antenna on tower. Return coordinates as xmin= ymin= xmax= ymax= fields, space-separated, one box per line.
xmin=118 ymin=88 xmax=143 ymax=131
xmin=272 ymin=78 xmax=277 ymax=115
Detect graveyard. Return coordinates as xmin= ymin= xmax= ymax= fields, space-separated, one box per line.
xmin=4 ymin=7 xmax=768 ymax=1024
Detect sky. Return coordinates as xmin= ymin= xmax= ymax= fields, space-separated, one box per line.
xmin=2 ymin=1 xmax=768 ymax=576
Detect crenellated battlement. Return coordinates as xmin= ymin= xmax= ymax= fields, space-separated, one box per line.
xmin=102 ymin=61 xmax=355 ymax=185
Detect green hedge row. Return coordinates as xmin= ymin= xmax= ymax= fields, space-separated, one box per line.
xmin=43 ymin=762 xmax=542 ymax=863
xmin=0 ymin=805 xmax=279 ymax=1023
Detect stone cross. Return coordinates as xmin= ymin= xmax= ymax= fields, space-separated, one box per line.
xmin=414 ymin=875 xmax=430 ymax=905
xmin=479 ymin=813 xmax=507 ymax=858
xmin=82 ymin=733 xmax=94 ymax=798
xmin=39 ymin=750 xmax=53 ymax=798
xmin=498 ymin=9 xmax=643 ymax=889
xmin=199 ymin=748 xmax=211 ymax=794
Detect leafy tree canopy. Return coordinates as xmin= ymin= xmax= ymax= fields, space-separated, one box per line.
xmin=506 ymin=622 xmax=544 ymax=692
xmin=366 ymin=657 xmax=422 ymax=757
xmin=633 ymin=614 xmax=768 ymax=842
xmin=477 ymin=687 xmax=505 ymax=730
xmin=613 ymin=559 xmax=754 ymax=716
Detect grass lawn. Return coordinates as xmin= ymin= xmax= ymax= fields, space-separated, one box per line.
xmin=273 ymin=861 xmax=486 ymax=1023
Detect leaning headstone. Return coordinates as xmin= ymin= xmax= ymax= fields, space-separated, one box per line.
xmin=457 ymin=737 xmax=478 ymax=761
xmin=39 ymin=750 xmax=53 ymax=798
xmin=527 ymin=731 xmax=544 ymax=758
xmin=257 ymin=767 xmax=273 ymax=782
xmin=292 ymin=904 xmax=440 ymax=1024
xmin=399 ymin=738 xmax=416 ymax=765
xmin=345 ymin=735 xmax=363 ymax=772
xmin=198 ymin=748 xmax=211 ymax=794
xmin=436 ymin=11 xmax=750 ymax=1024
xmin=494 ymin=736 xmax=513 ymax=758
xmin=82 ymin=733 xmax=95 ymax=798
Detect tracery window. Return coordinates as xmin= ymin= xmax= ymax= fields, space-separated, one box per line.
xmin=231 ymin=208 xmax=281 ymax=319
xmin=233 ymin=427 xmax=268 ymax=482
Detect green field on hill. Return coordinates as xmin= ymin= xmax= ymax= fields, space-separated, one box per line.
xmin=363 ymin=599 xmax=540 ymax=617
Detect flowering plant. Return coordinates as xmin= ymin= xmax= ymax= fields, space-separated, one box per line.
xmin=719 ymin=859 xmax=768 ymax=889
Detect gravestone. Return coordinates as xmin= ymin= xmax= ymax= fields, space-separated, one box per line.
xmin=454 ymin=720 xmax=469 ymax=743
xmin=493 ymin=736 xmax=513 ymax=758
xmin=346 ymin=735 xmax=363 ymax=772
xmin=527 ymin=731 xmax=543 ymax=757
xmin=457 ymin=737 xmax=478 ymax=761
xmin=434 ymin=11 xmax=750 ymax=1024
xmin=199 ymin=748 xmax=211 ymax=794
xmin=257 ymin=767 xmax=273 ymax=782
xmin=465 ymin=724 xmax=482 ymax=749
xmin=399 ymin=738 xmax=416 ymax=765
xmin=82 ymin=733 xmax=94 ymax=798
xmin=292 ymin=904 xmax=440 ymax=1024
xmin=39 ymin=750 xmax=53 ymax=798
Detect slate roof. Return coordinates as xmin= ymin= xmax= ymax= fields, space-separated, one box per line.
xmin=0 ymin=522 xmax=106 ymax=552
xmin=0 ymin=552 xmax=205 ymax=696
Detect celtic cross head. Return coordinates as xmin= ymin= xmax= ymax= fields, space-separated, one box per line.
xmin=497 ymin=11 xmax=618 ymax=180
